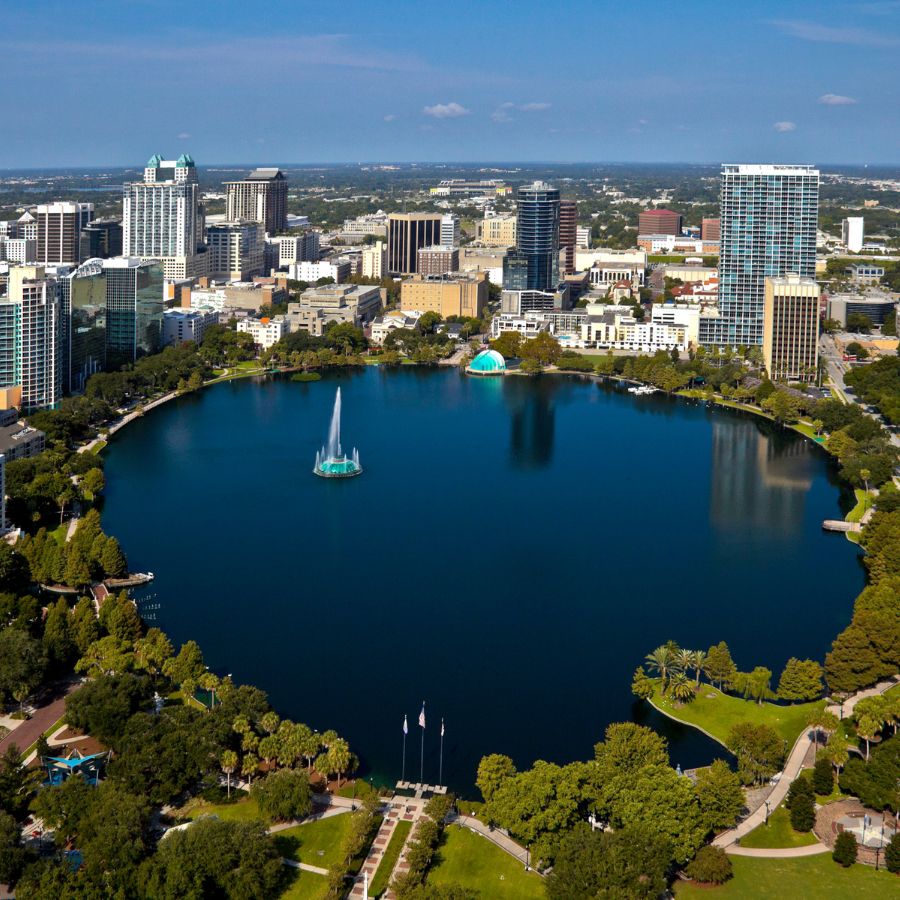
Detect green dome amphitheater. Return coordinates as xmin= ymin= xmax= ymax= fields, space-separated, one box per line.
xmin=466 ymin=348 xmax=507 ymax=375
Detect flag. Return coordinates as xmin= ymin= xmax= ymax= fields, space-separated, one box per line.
xmin=403 ymin=715 xmax=408 ymax=735
xmin=419 ymin=703 xmax=426 ymax=729
xmin=441 ymin=719 xmax=445 ymax=738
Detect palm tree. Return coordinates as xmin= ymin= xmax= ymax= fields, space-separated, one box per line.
xmin=691 ymin=650 xmax=707 ymax=686
xmin=260 ymin=711 xmax=280 ymax=735
xmin=220 ymin=750 xmax=238 ymax=799
xmin=860 ymin=469 xmax=871 ymax=507
xmin=856 ymin=714 xmax=879 ymax=761
xmin=807 ymin=709 xmax=839 ymax=752
xmin=241 ymin=753 xmax=259 ymax=786
xmin=824 ymin=733 xmax=849 ymax=777
xmin=300 ymin=730 xmax=320 ymax=773
xmin=328 ymin=739 xmax=352 ymax=789
xmin=669 ymin=672 xmax=696 ymax=704
xmin=232 ymin=715 xmax=250 ymax=736
xmin=645 ymin=646 xmax=680 ymax=692
xmin=258 ymin=735 xmax=279 ymax=771
xmin=241 ymin=731 xmax=260 ymax=754
xmin=314 ymin=752 xmax=333 ymax=787
xmin=674 ymin=649 xmax=695 ymax=678
xmin=199 ymin=672 xmax=220 ymax=709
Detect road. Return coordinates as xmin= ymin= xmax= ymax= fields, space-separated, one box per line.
xmin=0 ymin=680 xmax=81 ymax=757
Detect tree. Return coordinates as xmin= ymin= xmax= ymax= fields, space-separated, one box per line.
xmin=221 ymin=750 xmax=238 ymax=799
xmin=490 ymin=331 xmax=522 ymax=359
xmin=885 ymin=832 xmax=900 ymax=874
xmin=777 ymin=658 xmax=824 ymax=702
xmin=99 ymin=536 xmax=128 ymax=578
xmin=75 ymin=635 xmax=135 ymax=678
xmin=790 ymin=791 xmax=816 ymax=832
xmin=42 ymin=597 xmax=75 ymax=672
xmin=260 ymin=710 xmax=280 ymax=735
xmin=705 ymin=641 xmax=737 ymax=688
xmin=546 ymin=824 xmax=671 ymax=900
xmin=241 ymin=753 xmax=259 ymax=785
xmin=763 ymin=390 xmax=802 ymax=424
xmin=72 ymin=596 xmax=100 ymax=654
xmin=823 ymin=732 xmax=850 ymax=777
xmin=520 ymin=332 xmax=562 ymax=366
xmin=134 ymin=628 xmax=174 ymax=677
xmin=734 ymin=667 xmax=775 ymax=704
xmin=685 ymin=845 xmax=733 ymax=884
xmin=0 ymin=628 xmax=45 ymax=706
xmin=250 ymin=769 xmax=312 ymax=822
xmin=856 ymin=714 xmax=880 ymax=761
xmin=631 ymin=665 xmax=654 ymax=699
xmin=81 ymin=467 xmax=105 ymax=497
xmin=65 ymin=673 xmax=152 ymax=746
xmin=846 ymin=311 xmax=873 ymax=333
xmin=812 ymin=757 xmax=834 ymax=796
xmin=100 ymin=592 xmax=143 ymax=643
xmin=64 ymin=544 xmax=92 ymax=589
xmin=694 ymin=759 xmax=744 ymax=833
xmin=594 ymin=722 xmax=669 ymax=778
xmin=31 ymin=774 xmax=94 ymax=846
xmin=669 ymin=672 xmax=696 ymax=703
xmin=475 ymin=753 xmax=516 ymax=803
xmin=0 ymin=810 xmax=27 ymax=886
xmin=833 ymin=831 xmax=858 ymax=867
xmin=690 ymin=650 xmax=707 ymax=685
xmin=163 ymin=640 xmax=205 ymax=687
xmin=326 ymin=737 xmax=352 ymax=788
xmin=726 ymin=722 xmax=785 ymax=785
xmin=645 ymin=645 xmax=680 ymax=692
xmin=807 ymin=709 xmax=839 ymax=753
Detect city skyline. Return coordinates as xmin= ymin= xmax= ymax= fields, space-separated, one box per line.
xmin=1 ymin=0 xmax=899 ymax=168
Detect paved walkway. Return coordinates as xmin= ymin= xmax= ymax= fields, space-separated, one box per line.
xmin=282 ymin=858 xmax=329 ymax=875
xmin=453 ymin=814 xmax=538 ymax=870
xmin=728 ymin=844 xmax=829 ymax=857
xmin=714 ymin=675 xmax=899 ymax=852
xmin=0 ymin=680 xmax=81 ymax=757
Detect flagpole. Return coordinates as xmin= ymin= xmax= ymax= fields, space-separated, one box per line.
xmin=402 ymin=730 xmax=407 ymax=783
xmin=419 ymin=701 xmax=425 ymax=785
xmin=439 ymin=719 xmax=444 ymax=788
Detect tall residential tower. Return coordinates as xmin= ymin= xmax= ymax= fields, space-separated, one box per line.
xmin=503 ymin=182 xmax=560 ymax=292
xmin=225 ymin=168 xmax=288 ymax=235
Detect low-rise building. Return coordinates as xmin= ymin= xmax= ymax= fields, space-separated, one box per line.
xmin=500 ymin=287 xmax=570 ymax=315
xmin=183 ymin=279 xmax=286 ymax=315
xmin=288 ymin=260 xmax=350 ymax=284
xmin=826 ymin=292 xmax=898 ymax=327
xmin=844 ymin=263 xmax=885 ymax=284
xmin=0 ymin=408 xmax=45 ymax=460
xmin=637 ymin=235 xmax=719 ymax=255
xmin=369 ymin=310 xmax=423 ymax=345
xmin=285 ymin=284 xmax=383 ymax=337
xmin=400 ymin=272 xmax=488 ymax=319
xmin=163 ymin=308 xmax=218 ymax=346
xmin=476 ymin=214 xmax=517 ymax=247
xmin=237 ymin=315 xmax=286 ymax=350
xmin=417 ymin=245 xmax=459 ymax=277
xmin=268 ymin=232 xmax=320 ymax=269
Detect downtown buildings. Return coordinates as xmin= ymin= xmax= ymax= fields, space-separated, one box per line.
xmin=387 ymin=213 xmax=442 ymax=274
xmin=36 ymin=202 xmax=94 ymax=265
xmin=224 ymin=168 xmax=288 ymax=235
xmin=762 ymin=274 xmax=820 ymax=383
xmin=503 ymin=182 xmax=561 ymax=292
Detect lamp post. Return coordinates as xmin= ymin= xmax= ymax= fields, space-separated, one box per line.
xmin=765 ymin=800 xmax=770 ymax=825
xmin=525 ymin=845 xmax=530 ymax=872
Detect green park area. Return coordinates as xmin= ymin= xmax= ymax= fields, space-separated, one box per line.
xmin=427 ymin=825 xmax=545 ymax=899
xmin=738 ymin=805 xmax=819 ymax=849
xmin=674 ymin=853 xmax=898 ymax=899
xmin=274 ymin=813 xmax=353 ymax=871
xmin=369 ymin=819 xmax=412 ymax=897
xmin=278 ymin=868 xmax=329 ymax=900
xmin=650 ymin=683 xmax=824 ymax=746
xmin=179 ymin=795 xmax=263 ymax=824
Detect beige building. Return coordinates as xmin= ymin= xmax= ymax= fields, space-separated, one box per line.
xmin=206 ymin=221 xmax=265 ymax=281
xmin=763 ymin=274 xmax=820 ymax=383
xmin=361 ymin=241 xmax=387 ymax=279
xmin=476 ymin=214 xmax=517 ymax=247
xmin=224 ymin=169 xmax=288 ymax=235
xmin=285 ymin=284 xmax=383 ymax=337
xmin=400 ymin=272 xmax=488 ymax=319
xmin=35 ymin=202 xmax=93 ymax=265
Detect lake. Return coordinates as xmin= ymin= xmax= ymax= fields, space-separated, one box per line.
xmin=102 ymin=367 xmax=863 ymax=791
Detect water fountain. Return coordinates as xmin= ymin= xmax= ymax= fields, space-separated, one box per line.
xmin=313 ymin=387 xmax=363 ymax=478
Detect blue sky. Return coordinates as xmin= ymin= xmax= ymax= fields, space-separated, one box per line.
xmin=2 ymin=0 xmax=898 ymax=167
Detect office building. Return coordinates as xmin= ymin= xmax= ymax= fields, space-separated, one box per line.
xmin=13 ymin=212 xmax=37 ymax=242
xmin=361 ymin=240 xmax=387 ymax=279
xmin=763 ymin=274 xmax=820 ymax=383
xmin=826 ymin=293 xmax=898 ymax=328
xmin=162 ymin=308 xmax=218 ymax=347
xmin=701 ymin=218 xmax=721 ymax=242
xmin=0 ymin=239 xmax=36 ymax=264
xmin=387 ymin=213 xmax=442 ymax=274
xmin=0 ymin=267 xmax=62 ymax=412
xmin=341 ymin=213 xmax=389 ymax=239
xmin=440 ymin=214 xmax=460 ymax=247
xmin=842 ymin=217 xmax=864 ymax=253
xmin=237 ymin=315 xmax=286 ymax=350
xmin=285 ymin=284 xmax=383 ymax=337
xmin=710 ymin=164 xmax=819 ymax=347
xmin=269 ymin=233 xmax=320 ymax=269
xmin=206 ymin=221 xmax=265 ymax=281
xmin=417 ymin=245 xmax=459 ymax=277
xmin=844 ymin=263 xmax=884 ymax=284
xmin=224 ymin=168 xmax=288 ymax=235
xmin=400 ymin=273 xmax=488 ymax=319
xmin=500 ymin=287 xmax=569 ymax=315
xmin=639 ymin=208 xmax=683 ymax=236
xmin=123 ymin=154 xmax=206 ymax=281
xmin=559 ymin=199 xmax=577 ymax=275
xmin=288 ymin=260 xmax=350 ymax=284
xmin=79 ymin=219 xmax=123 ymax=260
xmin=36 ymin=202 xmax=94 ymax=265
xmin=60 ymin=259 xmax=107 ymax=394
xmin=477 ymin=214 xmax=517 ymax=247
xmin=503 ymin=182 xmax=560 ymax=292
xmin=103 ymin=258 xmax=164 ymax=369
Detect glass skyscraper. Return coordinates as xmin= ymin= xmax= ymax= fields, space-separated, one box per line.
xmin=61 ymin=260 xmax=107 ymax=394
xmin=503 ymin=182 xmax=560 ymax=292
xmin=104 ymin=259 xmax=163 ymax=370
xmin=708 ymin=164 xmax=819 ymax=347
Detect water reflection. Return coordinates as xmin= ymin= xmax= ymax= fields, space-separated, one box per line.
xmin=502 ymin=376 xmax=560 ymax=468
xmin=710 ymin=418 xmax=812 ymax=533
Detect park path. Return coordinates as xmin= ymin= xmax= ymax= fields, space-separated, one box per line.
xmin=453 ymin=814 xmax=539 ymax=870
xmin=713 ymin=675 xmax=899 ymax=852
xmin=0 ymin=680 xmax=80 ymax=757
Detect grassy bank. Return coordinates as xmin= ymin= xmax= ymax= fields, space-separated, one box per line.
xmin=738 ymin=805 xmax=819 ymax=849
xmin=649 ymin=683 xmax=824 ymax=747
xmin=274 ymin=814 xmax=353 ymax=871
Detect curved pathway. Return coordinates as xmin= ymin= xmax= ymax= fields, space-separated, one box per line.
xmin=713 ymin=675 xmax=899 ymax=853
xmin=453 ymin=814 xmax=538 ymax=871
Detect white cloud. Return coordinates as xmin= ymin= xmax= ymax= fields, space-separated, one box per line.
xmin=177 ymin=132 xmax=191 ymax=140
xmin=774 ymin=121 xmax=797 ymax=132
xmin=768 ymin=19 xmax=900 ymax=47
xmin=383 ymin=114 xmax=398 ymax=122
xmin=518 ymin=102 xmax=551 ymax=112
xmin=491 ymin=110 xmax=513 ymax=124
xmin=818 ymin=93 xmax=858 ymax=105
xmin=423 ymin=102 xmax=470 ymax=119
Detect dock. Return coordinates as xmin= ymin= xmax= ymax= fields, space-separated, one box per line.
xmin=822 ymin=520 xmax=861 ymax=533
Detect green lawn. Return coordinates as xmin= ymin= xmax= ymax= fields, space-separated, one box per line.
xmin=738 ymin=805 xmax=818 ymax=849
xmin=278 ymin=868 xmax=329 ymax=900
xmin=650 ymin=683 xmax=824 ymax=747
xmin=844 ymin=489 xmax=873 ymax=544
xmin=48 ymin=523 xmax=69 ymax=546
xmin=427 ymin=825 xmax=545 ymax=900
xmin=180 ymin=796 xmax=264 ymax=823
xmin=674 ymin=853 xmax=898 ymax=898
xmin=369 ymin=819 xmax=411 ymax=898
xmin=274 ymin=814 xmax=353 ymax=871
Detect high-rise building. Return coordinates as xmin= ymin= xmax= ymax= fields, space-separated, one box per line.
xmin=417 ymin=245 xmax=459 ymax=277
xmin=638 ymin=208 xmax=683 ymax=236
xmin=842 ymin=216 xmax=864 ymax=253
xmin=79 ymin=218 xmax=123 ymax=261
xmin=701 ymin=218 xmax=721 ymax=242
xmin=387 ymin=213 xmax=442 ymax=274
xmin=206 ymin=221 xmax=265 ymax=281
xmin=13 ymin=212 xmax=37 ymax=242
xmin=36 ymin=202 xmax=94 ymax=265
xmin=440 ymin=214 xmax=460 ymax=247
xmin=361 ymin=240 xmax=387 ymax=279
xmin=763 ymin=274 xmax=820 ymax=383
xmin=224 ymin=168 xmax=288 ymax=235
xmin=711 ymin=164 xmax=819 ymax=347
xmin=0 ymin=266 xmax=62 ymax=412
xmin=503 ymin=182 xmax=560 ymax=292
xmin=559 ymin=199 xmax=577 ymax=275
xmin=123 ymin=154 xmax=206 ymax=282
xmin=103 ymin=258 xmax=164 ymax=369
xmin=60 ymin=259 xmax=107 ymax=394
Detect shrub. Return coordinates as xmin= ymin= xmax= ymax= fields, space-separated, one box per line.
xmin=250 ymin=769 xmax=312 ymax=822
xmin=291 ymin=372 xmax=321 ymax=382
xmin=832 ymin=831 xmax=858 ymax=867
xmin=785 ymin=774 xmax=814 ymax=810
xmin=812 ymin=758 xmax=834 ymax=796
xmin=885 ymin=832 xmax=900 ymax=874
xmin=685 ymin=845 xmax=733 ymax=884
xmin=789 ymin=792 xmax=816 ymax=832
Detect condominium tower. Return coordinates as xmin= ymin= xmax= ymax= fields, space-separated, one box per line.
xmin=559 ymin=199 xmax=577 ymax=275
xmin=710 ymin=164 xmax=819 ymax=347
xmin=36 ymin=202 xmax=94 ymax=265
xmin=503 ymin=182 xmax=560 ymax=292
xmin=123 ymin=154 xmax=206 ymax=281
xmin=225 ymin=168 xmax=288 ymax=235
